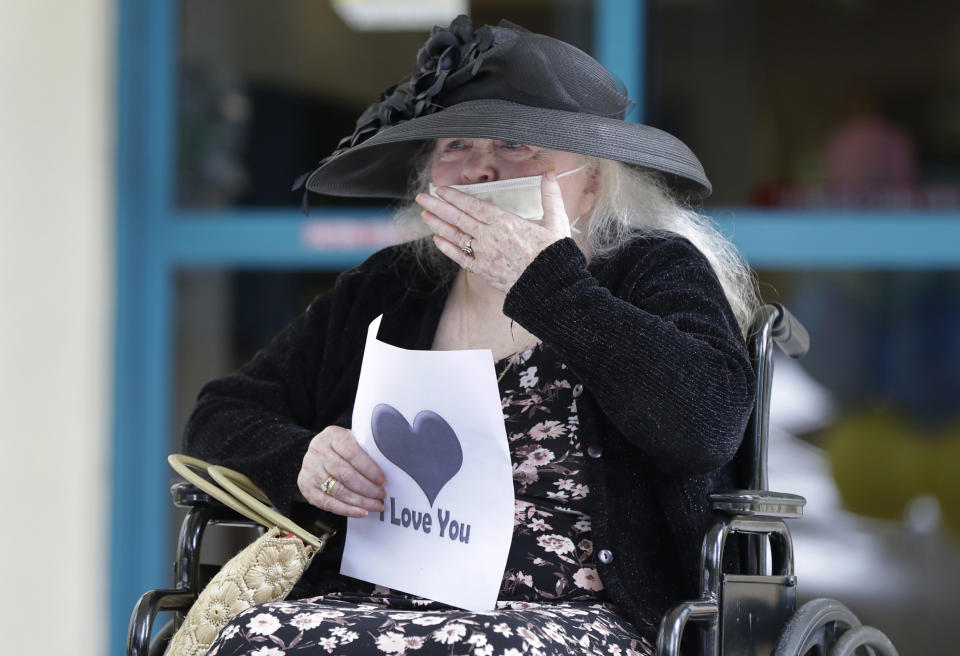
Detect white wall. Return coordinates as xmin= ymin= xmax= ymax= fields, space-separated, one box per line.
xmin=0 ymin=1 xmax=112 ymax=652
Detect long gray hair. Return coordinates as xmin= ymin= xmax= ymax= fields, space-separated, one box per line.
xmin=395 ymin=154 xmax=760 ymax=335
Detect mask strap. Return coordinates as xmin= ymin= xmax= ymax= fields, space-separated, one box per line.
xmin=569 ymin=215 xmax=583 ymax=235
xmin=562 ymin=164 xmax=589 ymax=234
xmin=556 ymin=163 xmax=588 ymax=179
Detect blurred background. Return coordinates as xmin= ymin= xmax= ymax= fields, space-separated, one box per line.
xmin=2 ymin=1 xmax=958 ymax=654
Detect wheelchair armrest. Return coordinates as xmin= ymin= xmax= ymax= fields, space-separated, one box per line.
xmin=126 ymin=588 xmax=195 ymax=656
xmin=709 ymin=489 xmax=806 ymax=519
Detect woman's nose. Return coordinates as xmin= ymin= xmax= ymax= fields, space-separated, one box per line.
xmin=461 ymin=146 xmax=497 ymax=184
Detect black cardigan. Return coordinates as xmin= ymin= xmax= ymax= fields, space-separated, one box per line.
xmin=183 ymin=236 xmax=755 ymax=639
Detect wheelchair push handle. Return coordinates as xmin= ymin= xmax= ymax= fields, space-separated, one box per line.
xmin=770 ymin=302 xmax=809 ymax=359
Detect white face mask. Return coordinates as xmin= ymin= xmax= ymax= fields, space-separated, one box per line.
xmin=428 ymin=164 xmax=587 ymax=227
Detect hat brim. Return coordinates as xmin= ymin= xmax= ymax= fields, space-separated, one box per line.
xmin=304 ymin=100 xmax=711 ymax=200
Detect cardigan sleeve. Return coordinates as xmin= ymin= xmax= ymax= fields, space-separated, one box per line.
xmin=502 ymin=236 xmax=754 ymax=475
xmin=182 ymin=286 xmax=339 ymax=514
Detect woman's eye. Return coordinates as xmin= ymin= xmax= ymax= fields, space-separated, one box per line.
xmin=501 ymin=141 xmax=526 ymax=150
xmin=445 ymin=140 xmax=467 ymax=150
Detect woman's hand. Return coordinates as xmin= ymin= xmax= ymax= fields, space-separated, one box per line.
xmin=416 ymin=168 xmax=571 ymax=293
xmin=298 ymin=426 xmax=386 ymax=517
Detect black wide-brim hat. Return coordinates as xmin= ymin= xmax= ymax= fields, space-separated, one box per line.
xmin=297 ymin=16 xmax=711 ymax=203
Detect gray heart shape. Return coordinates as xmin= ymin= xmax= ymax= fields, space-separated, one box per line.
xmin=371 ymin=403 xmax=463 ymax=507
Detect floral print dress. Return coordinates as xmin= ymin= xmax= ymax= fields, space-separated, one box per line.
xmin=208 ymin=342 xmax=655 ymax=656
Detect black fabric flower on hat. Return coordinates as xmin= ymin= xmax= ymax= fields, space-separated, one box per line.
xmin=291 ymin=16 xmax=496 ymax=208
xmin=329 ymin=16 xmax=495 ymax=159
xmin=292 ymin=16 xmax=496 ymax=206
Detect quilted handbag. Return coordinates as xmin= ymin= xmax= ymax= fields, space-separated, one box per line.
xmin=165 ymin=454 xmax=335 ymax=656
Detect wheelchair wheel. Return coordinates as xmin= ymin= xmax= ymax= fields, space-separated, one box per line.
xmin=830 ymin=626 xmax=899 ymax=656
xmin=772 ymin=598 xmax=861 ymax=656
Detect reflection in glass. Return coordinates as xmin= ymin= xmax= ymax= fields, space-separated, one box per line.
xmin=650 ymin=1 xmax=960 ymax=208
xmin=177 ymin=0 xmax=595 ymax=209
xmin=174 ymin=269 xmax=339 ymax=445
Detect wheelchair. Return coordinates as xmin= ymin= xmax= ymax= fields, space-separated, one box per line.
xmin=127 ymin=304 xmax=900 ymax=656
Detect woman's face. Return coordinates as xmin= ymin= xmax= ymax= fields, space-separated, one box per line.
xmin=430 ymin=138 xmax=597 ymax=220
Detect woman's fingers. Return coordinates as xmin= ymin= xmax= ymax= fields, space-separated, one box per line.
xmin=416 ymin=190 xmax=489 ymax=236
xmin=329 ymin=427 xmax=386 ymax=489
xmin=298 ymin=426 xmax=386 ymax=517
xmin=311 ymin=461 xmax=384 ymax=513
xmin=320 ymin=448 xmax=386 ymax=505
xmin=433 ymin=186 xmax=497 ymax=225
xmin=415 ymin=181 xmax=566 ymax=293
xmin=539 ymin=167 xmax=572 ymax=238
xmin=421 ymin=204 xmax=484 ymax=276
xmin=298 ymin=460 xmax=371 ymax=518
xmin=432 ymin=233 xmax=474 ymax=272
xmin=300 ymin=479 xmax=371 ymax=518
xmin=421 ymin=209 xmax=470 ymax=250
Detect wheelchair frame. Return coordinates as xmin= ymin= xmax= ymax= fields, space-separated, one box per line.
xmin=656 ymin=304 xmax=898 ymax=656
xmin=127 ymin=304 xmax=899 ymax=656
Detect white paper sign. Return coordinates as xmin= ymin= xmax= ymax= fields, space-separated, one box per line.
xmin=341 ymin=315 xmax=514 ymax=611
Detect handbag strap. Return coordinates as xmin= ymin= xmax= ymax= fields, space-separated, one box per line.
xmin=168 ymin=454 xmax=333 ymax=550
xmin=208 ymin=465 xmax=332 ymax=550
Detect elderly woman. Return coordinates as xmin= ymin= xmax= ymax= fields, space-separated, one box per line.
xmin=187 ymin=16 xmax=757 ymax=656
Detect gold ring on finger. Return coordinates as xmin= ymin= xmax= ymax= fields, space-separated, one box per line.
xmin=460 ymin=236 xmax=474 ymax=256
xmin=320 ymin=475 xmax=338 ymax=495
